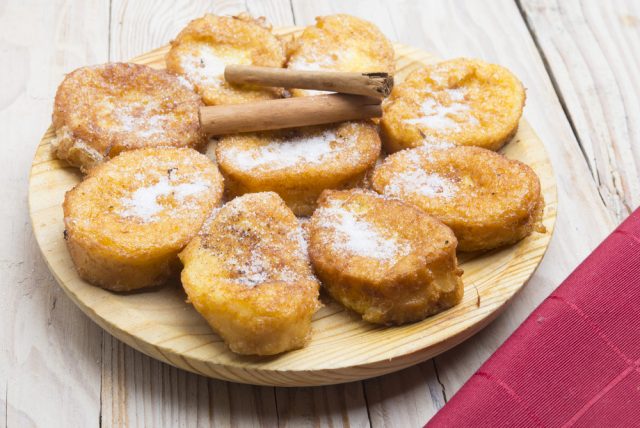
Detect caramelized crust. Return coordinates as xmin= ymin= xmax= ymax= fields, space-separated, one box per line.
xmin=286 ymin=14 xmax=395 ymax=96
xmin=52 ymin=63 xmax=204 ymax=172
xmin=371 ymin=146 xmax=545 ymax=251
xmin=63 ymin=148 xmax=224 ymax=291
xmin=216 ymin=121 xmax=381 ymax=216
xmin=179 ymin=192 xmax=321 ymax=355
xmin=166 ymin=13 xmax=286 ymax=105
xmin=381 ymin=58 xmax=525 ymax=152
xmin=308 ymin=189 xmax=463 ymax=325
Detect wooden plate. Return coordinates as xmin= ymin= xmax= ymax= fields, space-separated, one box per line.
xmin=28 ymin=27 xmax=557 ymax=387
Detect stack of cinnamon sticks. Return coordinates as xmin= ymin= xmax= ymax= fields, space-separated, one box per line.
xmin=198 ymin=65 xmax=393 ymax=135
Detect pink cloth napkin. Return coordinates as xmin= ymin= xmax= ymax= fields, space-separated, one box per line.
xmin=426 ymin=209 xmax=640 ymax=427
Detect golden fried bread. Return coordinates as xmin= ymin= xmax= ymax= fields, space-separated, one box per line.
xmin=52 ymin=63 xmax=204 ymax=172
xmin=63 ymin=148 xmax=224 ymax=291
xmin=166 ymin=13 xmax=285 ymax=105
xmin=216 ymin=121 xmax=381 ymax=216
xmin=371 ymin=146 xmax=544 ymax=251
xmin=308 ymin=189 xmax=463 ymax=325
xmin=381 ymin=58 xmax=525 ymax=153
xmin=286 ymin=14 xmax=395 ymax=96
xmin=179 ymin=192 xmax=321 ymax=355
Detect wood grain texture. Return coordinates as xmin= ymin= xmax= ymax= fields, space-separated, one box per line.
xmin=369 ymin=0 xmax=616 ymax=407
xmin=288 ymin=5 xmax=453 ymax=421
xmin=104 ymin=4 xmax=286 ymax=426
xmin=0 ymin=1 xmax=109 ymax=427
xmin=3 ymin=1 xmax=631 ymax=426
xmin=101 ymin=334 xmax=278 ymax=427
xmin=109 ymin=0 xmax=295 ymax=62
xmin=519 ymin=0 xmax=640 ymax=221
xmin=290 ymin=1 xmax=617 ymax=423
xmin=363 ymin=362 xmax=444 ymax=427
xmin=110 ymin=0 xmax=241 ymax=61
xmin=28 ymin=29 xmax=557 ymax=388
xmin=275 ymin=383 xmax=370 ymax=427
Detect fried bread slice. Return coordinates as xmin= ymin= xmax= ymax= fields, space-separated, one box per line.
xmin=215 ymin=121 xmax=381 ymax=216
xmin=63 ymin=148 xmax=224 ymax=291
xmin=371 ymin=146 xmax=545 ymax=251
xmin=52 ymin=63 xmax=204 ymax=172
xmin=166 ymin=13 xmax=285 ymax=105
xmin=286 ymin=14 xmax=395 ymax=97
xmin=179 ymin=192 xmax=321 ymax=355
xmin=381 ymin=58 xmax=525 ymax=152
xmin=308 ymin=189 xmax=463 ymax=325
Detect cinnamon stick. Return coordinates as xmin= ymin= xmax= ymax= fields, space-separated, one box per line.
xmin=199 ymin=94 xmax=381 ymax=136
xmin=225 ymin=65 xmax=394 ymax=99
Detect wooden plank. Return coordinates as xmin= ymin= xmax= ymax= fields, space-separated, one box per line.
xmin=294 ymin=0 xmax=617 ymax=425
xmin=100 ymin=335 xmax=278 ymax=427
xmin=109 ymin=0 xmax=232 ymax=61
xmin=518 ymin=0 xmax=640 ymax=221
xmin=0 ymin=0 xmax=109 ymax=427
xmin=290 ymin=2 xmax=447 ymax=426
xmin=285 ymin=3 xmax=446 ymax=426
xmin=109 ymin=0 xmax=296 ymax=62
xmin=375 ymin=0 xmax=616 ymax=410
xmin=103 ymin=1 xmax=293 ymax=426
xmin=363 ymin=362 xmax=445 ymax=428
xmin=275 ymin=384 xmax=370 ymax=427
xmin=246 ymin=0 xmax=295 ymax=27
xmin=6 ymin=0 xmax=626 ymax=426
xmin=256 ymin=3 xmax=373 ymax=426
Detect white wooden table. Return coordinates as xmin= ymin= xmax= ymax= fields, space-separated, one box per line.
xmin=1 ymin=0 xmax=637 ymax=426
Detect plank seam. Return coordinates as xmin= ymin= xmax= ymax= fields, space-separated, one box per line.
xmin=5 ymin=382 xmax=8 ymax=428
xmin=514 ymin=0 xmax=593 ymax=175
xmin=101 ymin=2 xmax=113 ymax=426
xmin=99 ymin=332 xmax=104 ymax=428
xmin=107 ymin=0 xmax=113 ymax=62
xmin=432 ymin=359 xmax=447 ymax=403
xmin=273 ymin=385 xmax=280 ymax=427
xmin=515 ymin=0 xmax=616 ymax=217
xmin=577 ymin=0 xmax=634 ymax=218
xmin=361 ymin=381 xmax=373 ymax=428
xmin=289 ymin=0 xmax=296 ymax=25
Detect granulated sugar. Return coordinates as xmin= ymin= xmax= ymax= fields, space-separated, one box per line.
xmin=287 ymin=50 xmax=336 ymax=71
xmin=385 ymin=168 xmax=457 ymax=199
xmin=224 ymin=129 xmax=345 ymax=171
xmin=176 ymin=75 xmax=195 ymax=91
xmin=213 ymin=194 xmax=315 ymax=287
xmin=317 ymin=200 xmax=410 ymax=264
xmin=289 ymin=224 xmax=310 ymax=259
xmin=224 ymin=254 xmax=271 ymax=287
xmin=405 ymin=89 xmax=479 ymax=131
xmin=180 ymin=46 xmax=229 ymax=86
xmin=420 ymin=138 xmax=455 ymax=150
xmin=120 ymin=175 xmax=210 ymax=222
xmin=105 ymin=100 xmax=170 ymax=139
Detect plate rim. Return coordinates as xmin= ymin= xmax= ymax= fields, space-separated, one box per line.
xmin=28 ymin=27 xmax=558 ymax=386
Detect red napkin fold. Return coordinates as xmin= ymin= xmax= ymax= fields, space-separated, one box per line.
xmin=426 ymin=209 xmax=640 ymax=428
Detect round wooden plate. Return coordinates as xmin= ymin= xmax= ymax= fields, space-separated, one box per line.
xmin=28 ymin=27 xmax=557 ymax=387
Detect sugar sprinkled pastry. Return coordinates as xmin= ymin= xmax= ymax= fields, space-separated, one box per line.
xmin=371 ymin=145 xmax=544 ymax=251
xmin=381 ymin=58 xmax=525 ymax=153
xmin=52 ymin=63 xmax=204 ymax=172
xmin=308 ymin=189 xmax=463 ymax=325
xmin=179 ymin=192 xmax=321 ymax=355
xmin=286 ymin=14 xmax=395 ymax=96
xmin=166 ymin=13 xmax=285 ymax=105
xmin=216 ymin=121 xmax=381 ymax=216
xmin=63 ymin=148 xmax=224 ymax=291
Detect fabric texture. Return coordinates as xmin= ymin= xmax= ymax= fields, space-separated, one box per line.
xmin=426 ymin=209 xmax=640 ymax=428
